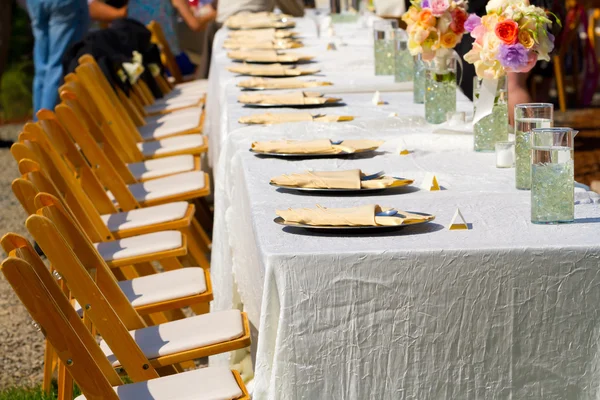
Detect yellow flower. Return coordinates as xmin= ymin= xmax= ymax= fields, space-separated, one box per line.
xmin=481 ymin=14 xmax=499 ymax=30
xmin=440 ymin=31 xmax=459 ymax=48
xmin=518 ymin=30 xmax=534 ymax=48
xmin=408 ymin=38 xmax=422 ymax=55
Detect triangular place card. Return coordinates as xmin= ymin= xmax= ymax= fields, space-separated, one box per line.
xmin=396 ymin=140 xmax=410 ymax=155
xmin=420 ymin=172 xmax=440 ymax=191
xmin=449 ymin=208 xmax=469 ymax=230
xmin=372 ymin=91 xmax=385 ymax=106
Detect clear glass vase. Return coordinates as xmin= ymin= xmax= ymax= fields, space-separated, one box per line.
xmin=473 ymin=77 xmax=508 ymax=152
xmin=514 ymin=103 xmax=554 ymax=190
xmin=394 ymin=30 xmax=412 ymax=83
xmin=413 ymin=54 xmax=425 ymax=104
xmin=373 ymin=21 xmax=397 ymax=76
xmin=424 ymin=56 xmax=456 ymax=124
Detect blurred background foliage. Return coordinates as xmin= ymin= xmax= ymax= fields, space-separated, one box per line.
xmin=0 ymin=0 xmax=34 ymax=122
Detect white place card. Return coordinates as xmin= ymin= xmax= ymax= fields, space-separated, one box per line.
xmin=449 ymin=208 xmax=469 ymax=230
xmin=420 ymin=172 xmax=440 ymax=191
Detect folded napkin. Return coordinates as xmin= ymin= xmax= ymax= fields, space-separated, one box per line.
xmin=239 ymin=112 xmax=353 ymax=124
xmin=228 ymin=29 xmax=298 ymax=40
xmin=238 ymin=77 xmax=331 ymax=90
xmin=223 ymin=39 xmax=303 ymax=50
xmin=238 ymin=91 xmax=340 ymax=106
xmin=276 ymin=204 xmax=434 ymax=226
xmin=227 ymin=50 xmax=314 ymax=63
xmin=228 ymin=63 xmax=320 ymax=77
xmin=251 ymin=139 xmax=384 ymax=154
xmin=225 ymin=12 xmax=296 ymax=30
xmin=271 ymin=169 xmax=413 ymax=189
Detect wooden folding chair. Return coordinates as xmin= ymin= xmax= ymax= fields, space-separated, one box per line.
xmin=67 ymin=67 xmax=209 ymax=160
xmin=79 ymin=54 xmax=206 ymax=116
xmin=147 ymin=20 xmax=184 ymax=84
xmin=19 ymin=118 xmax=212 ymax=219
xmin=61 ymin=76 xmax=206 ymax=145
xmin=55 ymin=94 xmax=204 ymax=182
xmin=20 ymin=213 xmax=252 ymax=373
xmin=11 ymin=125 xmax=211 ymax=266
xmin=1 ymin=236 xmax=250 ymax=400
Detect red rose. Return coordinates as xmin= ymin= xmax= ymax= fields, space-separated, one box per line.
xmin=495 ymin=20 xmax=519 ymax=45
xmin=450 ymin=9 xmax=467 ymax=34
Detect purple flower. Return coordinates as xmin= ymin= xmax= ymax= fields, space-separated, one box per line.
xmin=497 ymin=43 xmax=529 ymax=69
xmin=421 ymin=0 xmax=430 ymax=8
xmin=464 ymin=14 xmax=481 ymax=33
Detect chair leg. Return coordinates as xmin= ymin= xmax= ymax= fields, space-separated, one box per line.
xmin=553 ymin=55 xmax=567 ymax=112
xmin=42 ymin=340 xmax=55 ymax=394
xmin=192 ymin=215 xmax=212 ymax=249
xmin=181 ymin=225 xmax=210 ymax=269
xmin=57 ymin=360 xmax=73 ymax=400
xmin=192 ymin=198 xmax=213 ymax=235
xmin=112 ymin=265 xmax=140 ymax=281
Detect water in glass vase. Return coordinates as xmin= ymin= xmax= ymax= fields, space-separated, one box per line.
xmin=425 ymin=70 xmax=456 ymax=124
xmin=413 ymin=56 xmax=425 ymax=103
xmin=374 ymin=39 xmax=394 ymax=75
xmin=531 ymin=147 xmax=574 ymax=224
xmin=515 ymin=118 xmax=552 ymax=189
xmin=474 ymin=102 xmax=508 ymax=152
xmin=394 ymin=44 xmax=413 ymax=82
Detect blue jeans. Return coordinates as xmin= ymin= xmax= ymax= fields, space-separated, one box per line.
xmin=27 ymin=0 xmax=89 ymax=116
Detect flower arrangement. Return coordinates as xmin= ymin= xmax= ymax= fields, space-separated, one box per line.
xmin=402 ymin=0 xmax=469 ymax=61
xmin=464 ymin=0 xmax=559 ymax=79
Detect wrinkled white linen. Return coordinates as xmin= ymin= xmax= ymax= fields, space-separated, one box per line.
xmin=207 ymin=12 xmax=600 ymax=400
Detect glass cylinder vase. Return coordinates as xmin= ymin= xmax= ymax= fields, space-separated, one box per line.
xmin=413 ymin=54 xmax=425 ymax=104
xmin=514 ymin=103 xmax=554 ymax=190
xmin=473 ymin=77 xmax=508 ymax=152
xmin=424 ymin=56 xmax=456 ymax=124
xmin=373 ymin=20 xmax=397 ymax=76
xmin=394 ymin=30 xmax=412 ymax=83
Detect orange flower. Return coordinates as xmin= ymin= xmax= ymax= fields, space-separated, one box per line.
xmin=494 ymin=20 xmax=519 ymax=45
xmin=440 ymin=31 xmax=459 ymax=48
xmin=418 ymin=9 xmax=436 ymax=28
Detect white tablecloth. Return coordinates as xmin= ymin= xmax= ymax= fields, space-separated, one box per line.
xmin=206 ymin=14 xmax=600 ymax=400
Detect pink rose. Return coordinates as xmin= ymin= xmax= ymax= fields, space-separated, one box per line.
xmin=471 ymin=24 xmax=486 ymax=46
xmin=430 ymin=0 xmax=449 ymax=17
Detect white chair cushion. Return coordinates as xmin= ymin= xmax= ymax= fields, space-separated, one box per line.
xmin=174 ymin=79 xmax=208 ymax=91
xmin=144 ymin=98 xmax=200 ymax=114
xmin=138 ymin=116 xmax=201 ymax=140
xmin=101 ymin=202 xmax=189 ymax=231
xmin=137 ymin=134 xmax=206 ymax=157
xmin=74 ymin=267 xmax=207 ymax=314
xmin=144 ymin=107 xmax=202 ymax=125
xmin=128 ymin=155 xmax=195 ymax=180
xmin=100 ymin=310 xmax=245 ymax=367
xmin=74 ymin=366 xmax=243 ymax=400
xmin=94 ymin=231 xmax=182 ymax=262
xmin=107 ymin=171 xmax=206 ymax=204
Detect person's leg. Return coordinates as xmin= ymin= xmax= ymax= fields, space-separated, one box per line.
xmin=508 ymin=71 xmax=533 ymax=125
xmin=40 ymin=0 xmax=89 ymax=111
xmin=27 ymin=0 xmax=49 ymax=116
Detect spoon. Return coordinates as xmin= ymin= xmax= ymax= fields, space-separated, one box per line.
xmin=376 ymin=209 xmax=398 ymax=217
xmin=361 ymin=171 xmax=385 ymax=181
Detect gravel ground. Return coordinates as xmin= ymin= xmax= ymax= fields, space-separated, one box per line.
xmin=0 ymin=125 xmax=45 ymax=389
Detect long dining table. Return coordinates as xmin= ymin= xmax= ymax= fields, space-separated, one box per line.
xmin=205 ymin=11 xmax=600 ymax=400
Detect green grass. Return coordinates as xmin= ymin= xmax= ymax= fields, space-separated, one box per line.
xmin=0 ymin=381 xmax=81 ymax=400
xmin=0 ymin=386 xmax=56 ymax=400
